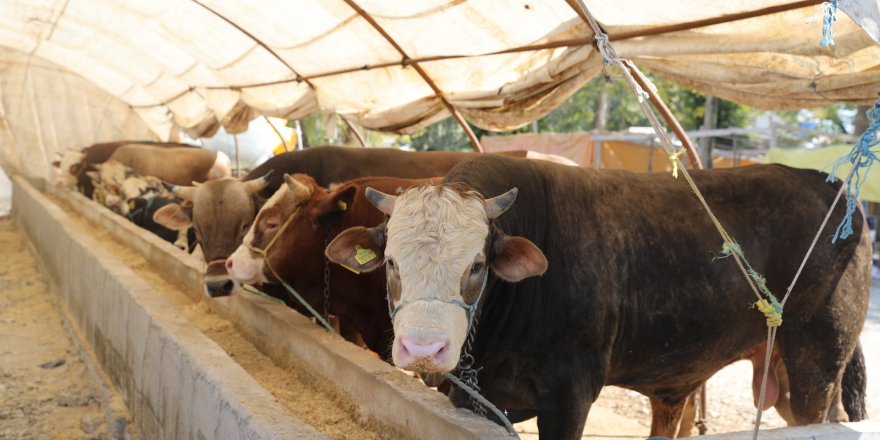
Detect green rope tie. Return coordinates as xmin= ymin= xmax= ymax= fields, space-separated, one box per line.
xmin=241 ymin=284 xmax=336 ymax=333
xmin=720 ymin=241 xmax=783 ymax=327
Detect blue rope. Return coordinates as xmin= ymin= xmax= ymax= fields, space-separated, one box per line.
xmin=820 ymin=0 xmax=839 ymax=47
xmin=827 ymin=98 xmax=880 ymax=242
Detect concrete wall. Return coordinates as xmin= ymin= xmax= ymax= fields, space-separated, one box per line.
xmin=33 ymin=180 xmax=511 ymax=439
xmin=13 ymin=176 xmax=324 ymax=440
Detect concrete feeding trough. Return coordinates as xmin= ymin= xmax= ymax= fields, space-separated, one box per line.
xmin=13 ymin=176 xmax=510 ymax=440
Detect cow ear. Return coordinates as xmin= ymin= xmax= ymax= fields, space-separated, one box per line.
xmin=325 ymin=225 xmax=385 ymax=274
xmin=153 ymin=203 xmax=192 ymax=230
xmin=317 ymin=185 xmax=357 ymax=218
xmin=490 ymin=231 xmax=547 ymax=282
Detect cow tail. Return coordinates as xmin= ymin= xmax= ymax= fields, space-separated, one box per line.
xmin=842 ymin=340 xmax=867 ymax=421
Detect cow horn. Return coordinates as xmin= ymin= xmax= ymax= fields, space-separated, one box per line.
xmin=365 ymin=187 xmax=396 ymax=215
xmin=243 ymin=169 xmax=274 ymax=195
xmin=284 ymin=173 xmax=312 ymax=199
xmin=484 ymin=187 xmax=518 ymax=219
xmin=165 ymin=182 xmax=196 ymax=201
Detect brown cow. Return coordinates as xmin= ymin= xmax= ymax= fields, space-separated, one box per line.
xmin=226 ymin=174 xmax=440 ymax=358
xmin=107 ymin=144 xmax=230 ymax=185
xmin=64 ymin=141 xmax=197 ymax=197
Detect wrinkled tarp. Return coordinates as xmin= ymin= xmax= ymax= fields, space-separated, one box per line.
xmin=0 ymin=0 xmax=878 ymax=179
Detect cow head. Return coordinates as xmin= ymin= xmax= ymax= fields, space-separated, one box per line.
xmin=156 ymin=171 xmax=272 ymax=297
xmin=227 ymin=174 xmax=356 ymax=286
xmin=325 ymin=184 xmax=547 ymax=373
xmin=51 ymin=150 xmax=83 ymax=188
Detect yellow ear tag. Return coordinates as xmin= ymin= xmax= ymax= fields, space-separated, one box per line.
xmin=337 ymin=200 xmax=348 ymax=211
xmin=340 ymin=264 xmax=361 ymax=274
xmin=354 ymin=245 xmax=377 ymax=266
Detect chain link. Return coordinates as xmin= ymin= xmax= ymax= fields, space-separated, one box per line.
xmin=323 ymin=232 xmax=332 ymax=322
xmin=454 ymin=316 xmax=485 ymax=416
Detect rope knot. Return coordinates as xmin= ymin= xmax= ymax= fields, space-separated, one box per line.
xmin=820 ymin=0 xmax=839 ymax=47
xmin=669 ymin=147 xmax=686 ymax=178
xmin=755 ymin=299 xmax=783 ymax=327
xmin=826 ymin=98 xmax=880 ymax=242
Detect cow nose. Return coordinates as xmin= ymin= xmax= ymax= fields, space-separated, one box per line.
xmin=205 ymin=279 xmax=235 ymax=297
xmin=397 ymin=337 xmax=450 ymax=370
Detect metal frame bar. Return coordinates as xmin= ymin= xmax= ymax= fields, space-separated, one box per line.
xmin=340 ymin=0 xmax=482 ymax=152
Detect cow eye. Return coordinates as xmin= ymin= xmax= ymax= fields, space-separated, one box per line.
xmin=471 ymin=262 xmax=484 ymax=274
xmin=264 ymin=217 xmax=280 ymax=230
xmin=385 ymin=258 xmax=395 ymax=269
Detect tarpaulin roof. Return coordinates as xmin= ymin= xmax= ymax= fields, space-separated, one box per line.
xmin=0 ymin=0 xmax=879 ymax=179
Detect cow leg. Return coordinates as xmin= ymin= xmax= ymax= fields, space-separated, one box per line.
xmin=677 ymin=392 xmax=697 ymax=437
xmin=826 ymin=383 xmax=848 ymax=422
xmin=649 ymin=396 xmax=689 ymax=438
xmin=535 ymin=399 xmax=591 ymax=440
xmin=781 ymin=322 xmax=853 ymax=425
xmin=771 ymin=360 xmax=796 ymax=425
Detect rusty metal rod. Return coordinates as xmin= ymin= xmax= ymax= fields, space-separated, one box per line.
xmin=341 ymin=0 xmax=482 ymax=152
xmin=624 ymin=60 xmax=703 ymax=169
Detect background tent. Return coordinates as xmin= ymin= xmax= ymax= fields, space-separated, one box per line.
xmin=0 ymin=0 xmax=878 ymax=180
xmin=766 ymin=145 xmax=880 ymax=203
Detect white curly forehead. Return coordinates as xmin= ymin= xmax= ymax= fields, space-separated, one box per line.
xmin=386 ymin=186 xmax=489 ymax=280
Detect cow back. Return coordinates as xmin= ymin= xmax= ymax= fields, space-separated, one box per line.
xmin=442 ymin=154 xmax=863 ymax=387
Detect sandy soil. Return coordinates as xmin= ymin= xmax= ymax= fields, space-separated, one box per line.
xmin=48 ymin=195 xmax=401 ymax=440
xmin=0 ymin=218 xmax=106 ymax=439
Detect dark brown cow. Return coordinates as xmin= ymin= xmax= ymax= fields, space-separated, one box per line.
xmin=226 ymin=174 xmax=440 ymax=357
xmin=326 ymin=157 xmax=870 ymax=438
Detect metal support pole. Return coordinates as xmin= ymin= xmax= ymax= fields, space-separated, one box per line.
xmin=294 ymin=120 xmax=304 ymax=150
xmin=262 ymin=115 xmax=289 ymax=153
xmin=233 ymin=134 xmax=240 ymax=177
xmin=624 ymin=61 xmax=703 ymax=170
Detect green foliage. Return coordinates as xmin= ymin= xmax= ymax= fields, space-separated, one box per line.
xmin=405 ymin=70 xmax=756 ymax=150
xmin=292 ymin=71 xmax=853 ymax=151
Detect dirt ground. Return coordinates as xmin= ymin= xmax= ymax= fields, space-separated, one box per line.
xmin=0 ymin=217 xmax=106 ymax=439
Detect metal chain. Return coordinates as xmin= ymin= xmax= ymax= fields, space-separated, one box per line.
xmin=455 ymin=315 xmax=485 ymax=416
xmin=322 ymin=232 xmax=332 ymax=322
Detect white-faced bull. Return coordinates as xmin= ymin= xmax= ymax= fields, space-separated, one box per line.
xmin=326 ymin=154 xmax=869 ymax=439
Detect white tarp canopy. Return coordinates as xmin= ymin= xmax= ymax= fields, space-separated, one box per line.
xmin=0 ymin=0 xmax=879 ymax=179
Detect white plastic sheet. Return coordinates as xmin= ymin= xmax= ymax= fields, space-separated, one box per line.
xmin=0 ymin=0 xmax=877 ymax=178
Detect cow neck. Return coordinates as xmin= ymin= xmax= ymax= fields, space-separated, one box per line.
xmin=244 ymin=199 xmax=336 ymax=332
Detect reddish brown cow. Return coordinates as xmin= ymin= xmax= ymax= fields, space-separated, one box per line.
xmin=226 ymin=174 xmax=440 ymax=358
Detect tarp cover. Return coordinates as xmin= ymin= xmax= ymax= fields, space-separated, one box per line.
xmin=0 ymin=0 xmax=878 ymax=178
